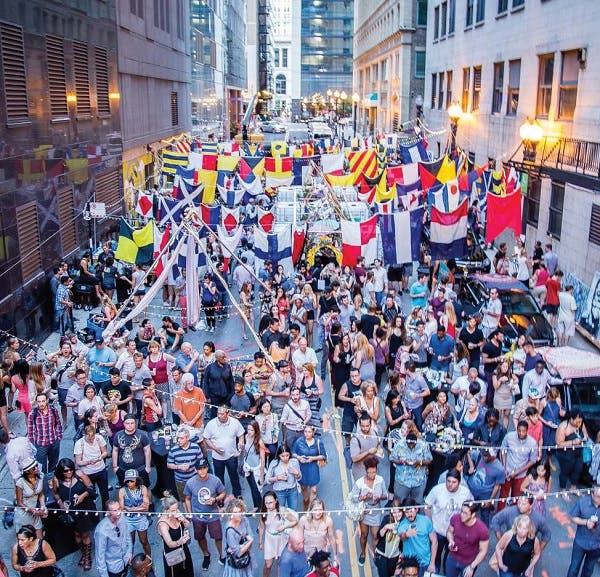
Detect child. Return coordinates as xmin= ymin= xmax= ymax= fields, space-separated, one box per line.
xmin=521 ymin=461 xmax=551 ymax=517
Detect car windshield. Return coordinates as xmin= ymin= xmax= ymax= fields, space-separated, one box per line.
xmin=499 ymin=290 xmax=540 ymax=315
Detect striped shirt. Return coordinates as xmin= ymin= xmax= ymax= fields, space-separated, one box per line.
xmin=167 ymin=441 xmax=203 ymax=483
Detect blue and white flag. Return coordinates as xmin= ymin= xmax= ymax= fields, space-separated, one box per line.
xmin=430 ymin=199 xmax=468 ymax=260
xmin=379 ymin=207 xmax=423 ymax=265
xmin=399 ymin=140 xmax=428 ymax=163
xmin=254 ymin=225 xmax=293 ymax=276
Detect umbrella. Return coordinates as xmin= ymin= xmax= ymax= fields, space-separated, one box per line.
xmin=538 ymin=346 xmax=600 ymax=379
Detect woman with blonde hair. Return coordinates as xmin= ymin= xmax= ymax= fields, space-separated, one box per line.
xmin=28 ymin=363 xmax=54 ymax=407
xmin=157 ymin=493 xmax=193 ymax=577
xmin=358 ymin=380 xmax=381 ymax=424
xmin=302 ymin=283 xmax=318 ymax=347
xmin=352 ymin=294 xmax=366 ymax=321
xmin=353 ymin=333 xmax=376 ymax=382
xmin=239 ymin=281 xmax=253 ymax=341
xmin=298 ymin=498 xmax=338 ymax=564
xmin=440 ymin=300 xmax=457 ymax=339
xmin=223 ymin=498 xmax=255 ymax=576
xmin=493 ymin=514 xmax=541 ymax=577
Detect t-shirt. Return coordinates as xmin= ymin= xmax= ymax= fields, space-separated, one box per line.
xmin=458 ymin=326 xmax=484 ymax=369
xmin=545 ymin=278 xmax=561 ymax=306
xmin=229 ymin=391 xmax=256 ymax=423
xmin=203 ymin=417 xmax=244 ymax=461
xmin=73 ymin=434 xmax=107 ymax=474
xmin=397 ymin=515 xmax=434 ymax=567
xmin=167 ymin=442 xmax=203 ymax=483
xmin=360 ymin=313 xmax=381 ymax=340
xmin=425 ymin=483 xmax=473 ymax=536
xmin=102 ymin=380 xmax=132 ymax=404
xmin=466 ymin=457 xmax=506 ymax=500
xmin=113 ymin=429 xmax=149 ymax=471
xmin=349 ymin=432 xmax=379 ymax=481
xmin=558 ymin=291 xmax=577 ymax=322
xmin=173 ymin=387 xmax=207 ymax=425
xmin=482 ymin=341 xmax=502 ymax=374
xmin=410 ymin=281 xmax=428 ymax=309
xmin=448 ymin=514 xmax=489 ymax=565
xmin=278 ymin=545 xmax=310 ymax=577
xmin=183 ymin=474 xmax=225 ymax=520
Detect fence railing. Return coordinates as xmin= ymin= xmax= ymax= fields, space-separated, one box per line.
xmin=539 ymin=136 xmax=600 ymax=177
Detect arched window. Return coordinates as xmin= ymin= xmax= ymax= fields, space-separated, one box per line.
xmin=275 ymin=74 xmax=287 ymax=95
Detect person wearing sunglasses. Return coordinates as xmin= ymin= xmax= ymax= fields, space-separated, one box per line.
xmin=94 ymin=500 xmax=132 ymax=577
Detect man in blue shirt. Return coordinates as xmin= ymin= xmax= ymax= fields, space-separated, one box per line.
xmin=428 ymin=325 xmax=455 ymax=372
xmin=86 ymin=338 xmax=117 ymax=390
xmin=397 ymin=498 xmax=438 ymax=575
xmin=567 ymin=486 xmax=600 ymax=577
xmin=95 ymin=500 xmax=132 ymax=577
xmin=409 ymin=273 xmax=429 ymax=309
xmin=279 ymin=527 xmax=310 ymax=577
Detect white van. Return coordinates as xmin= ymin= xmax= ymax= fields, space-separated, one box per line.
xmin=309 ymin=122 xmax=333 ymax=140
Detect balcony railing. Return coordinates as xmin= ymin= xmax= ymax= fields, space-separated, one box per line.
xmin=539 ymin=136 xmax=600 ymax=178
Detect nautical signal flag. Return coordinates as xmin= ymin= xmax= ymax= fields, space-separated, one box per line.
xmin=239 ymin=156 xmax=265 ymax=181
xmin=221 ymin=206 xmax=240 ymax=234
xmin=380 ymin=207 xmax=424 ymax=265
xmin=429 ymin=198 xmax=468 ymax=261
xmin=340 ymin=215 xmax=378 ymax=267
xmin=320 ymin=153 xmax=345 ymax=176
xmin=257 ymin=206 xmax=275 ymax=233
xmin=270 ymin=141 xmax=289 ymax=157
xmin=485 ymin=188 xmax=523 ymax=243
xmin=265 ymin=157 xmax=294 ymax=188
xmin=136 ymin=191 xmax=154 ymax=219
xmin=254 ymin=225 xmax=293 ymax=275
xmin=399 ymin=140 xmax=428 ymax=163
xmin=115 ymin=219 xmax=155 ymax=265
xmin=162 ymin=150 xmax=188 ymax=174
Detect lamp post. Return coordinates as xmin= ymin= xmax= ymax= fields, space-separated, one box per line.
xmin=415 ymin=94 xmax=424 ymax=121
xmin=447 ymin=102 xmax=463 ymax=154
xmin=352 ymin=92 xmax=360 ymax=138
xmin=519 ymin=118 xmax=543 ymax=162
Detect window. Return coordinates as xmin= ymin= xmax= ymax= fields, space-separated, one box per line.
xmin=449 ymin=0 xmax=456 ymax=33
xmin=15 ymin=202 xmax=42 ymax=283
xmin=441 ymin=2 xmax=448 ymax=36
xmin=45 ymin=35 xmax=68 ymax=118
xmin=506 ymin=59 xmax=521 ymax=116
xmin=512 ymin=0 xmax=524 ymax=7
xmin=434 ymin=6 xmax=440 ymax=39
xmin=431 ymin=73 xmax=437 ymax=108
xmin=130 ymin=0 xmax=143 ymax=17
xmin=498 ymin=0 xmax=508 ymax=13
xmin=415 ymin=50 xmax=426 ymax=78
xmin=95 ymin=46 xmax=110 ymax=116
xmin=492 ymin=62 xmax=504 ymax=114
xmin=417 ymin=0 xmax=428 ymax=26
xmin=526 ymin=177 xmax=541 ymax=225
xmin=154 ymin=0 xmax=169 ymax=32
xmin=274 ymin=48 xmax=280 ymax=67
xmin=462 ymin=67 xmax=470 ymax=111
xmin=548 ymin=180 xmax=565 ymax=239
xmin=536 ymin=53 xmax=554 ymax=117
xmin=589 ymin=205 xmax=600 ymax=246
xmin=446 ymin=71 xmax=453 ymax=105
xmin=476 ymin=0 xmax=485 ymax=22
xmin=472 ymin=66 xmax=481 ymax=111
xmin=558 ymin=50 xmax=579 ymax=120
xmin=466 ymin=0 xmax=474 ymax=26
xmin=95 ymin=169 xmax=121 ymax=215
xmin=171 ymin=91 xmax=178 ymax=126
xmin=275 ymin=74 xmax=286 ymax=94
xmin=176 ymin=0 xmax=184 ymax=39
xmin=0 ymin=23 xmax=29 ymax=124
xmin=438 ymin=72 xmax=444 ymax=110
xmin=72 ymin=40 xmax=91 ymax=116
xmin=58 ymin=187 xmax=77 ymax=256
xmin=282 ymin=48 xmax=288 ymax=68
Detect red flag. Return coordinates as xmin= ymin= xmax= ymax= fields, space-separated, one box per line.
xmin=292 ymin=227 xmax=307 ymax=265
xmin=485 ymin=190 xmax=522 ymax=243
xmin=340 ymin=215 xmax=378 ymax=266
xmin=153 ymin=223 xmax=170 ymax=277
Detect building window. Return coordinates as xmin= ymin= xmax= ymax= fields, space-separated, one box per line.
xmin=417 ymin=0 xmax=428 ymax=26
xmin=438 ymin=73 xmax=444 ymax=110
xmin=431 ymin=73 xmax=437 ymax=109
xmin=0 ymin=23 xmax=30 ymax=125
xmin=282 ymin=48 xmax=288 ymax=68
xmin=130 ymin=0 xmax=143 ymax=17
xmin=73 ymin=40 xmax=91 ymax=116
xmin=434 ymin=6 xmax=440 ymax=39
xmin=446 ymin=71 xmax=453 ymax=105
xmin=536 ymin=53 xmax=554 ymax=118
xmin=492 ymin=62 xmax=504 ymax=114
xmin=58 ymin=187 xmax=77 ymax=256
xmin=441 ymin=2 xmax=448 ymax=36
xmin=512 ymin=0 xmax=525 ymax=7
xmin=589 ymin=205 xmax=600 ymax=246
xmin=45 ymin=35 xmax=68 ymax=118
xmin=558 ymin=50 xmax=579 ymax=120
xmin=472 ymin=66 xmax=481 ymax=111
xmin=154 ymin=0 xmax=170 ymax=32
xmin=176 ymin=0 xmax=184 ymax=40
xmin=95 ymin=169 xmax=121 ymax=215
xmin=548 ymin=180 xmax=565 ymax=239
xmin=275 ymin=74 xmax=286 ymax=94
xmin=498 ymin=0 xmax=508 ymax=13
xmin=95 ymin=46 xmax=110 ymax=116
xmin=15 ymin=202 xmax=42 ymax=283
xmin=476 ymin=0 xmax=485 ymax=22
xmin=466 ymin=0 xmax=474 ymax=26
xmin=274 ymin=48 xmax=280 ymax=67
xmin=462 ymin=67 xmax=470 ymax=111
xmin=449 ymin=0 xmax=456 ymax=33
xmin=526 ymin=177 xmax=541 ymax=225
xmin=415 ymin=50 xmax=426 ymax=78
xmin=171 ymin=91 xmax=178 ymax=126
xmin=506 ymin=59 xmax=521 ymax=116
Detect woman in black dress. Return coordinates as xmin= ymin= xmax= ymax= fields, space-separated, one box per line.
xmin=332 ymin=332 xmax=353 ymax=407
xmin=12 ymin=525 xmax=56 ymax=577
xmin=157 ymin=494 xmax=194 ymax=577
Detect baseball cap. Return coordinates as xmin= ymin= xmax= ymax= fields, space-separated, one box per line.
xmin=195 ymin=457 xmax=210 ymax=469
xmin=95 ymin=337 xmax=104 ymax=345
xmin=124 ymin=469 xmax=139 ymax=482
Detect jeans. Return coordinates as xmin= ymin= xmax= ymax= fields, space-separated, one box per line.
xmin=374 ymin=553 xmax=399 ymax=577
xmin=445 ymin=554 xmax=473 ymax=577
xmin=435 ymin=534 xmax=449 ymax=574
xmin=212 ymin=456 xmax=242 ymax=498
xmin=245 ymin=470 xmax=263 ymax=509
xmin=87 ymin=468 xmax=110 ymax=507
xmin=566 ymin=540 xmax=600 ymax=577
xmin=36 ymin=440 xmax=60 ymax=474
xmin=275 ymin=487 xmax=298 ymax=510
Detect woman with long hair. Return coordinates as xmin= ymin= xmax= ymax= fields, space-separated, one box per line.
xmin=521 ymin=461 xmax=552 ymax=517
xmin=555 ymin=409 xmax=589 ymax=493
xmin=358 ymin=380 xmax=381 ymax=424
xmin=269 ymin=333 xmax=291 ymax=366
xmin=12 ymin=525 xmax=56 ymax=577
xmin=291 ymin=425 xmax=327 ymax=510
xmin=302 ymin=284 xmax=318 ymax=347
xmin=27 ymin=363 xmax=53 ymax=407
xmin=77 ymin=384 xmax=105 ymax=424
xmin=387 ymin=314 xmax=406 ymax=371
xmin=14 ymin=460 xmax=46 ymax=538
xmin=332 ymin=332 xmax=353 ymax=408
xmin=265 ymin=444 xmax=302 ymax=510
xmin=141 ymin=378 xmax=163 ymax=432
xmin=440 ymin=301 xmax=457 ymax=339
xmin=223 ymin=499 xmax=255 ymax=576
xmin=539 ymin=386 xmax=565 ymax=469
xmin=243 ymin=421 xmax=268 ymax=510
xmin=104 ymin=402 xmax=126 ymax=443
xmin=493 ymin=515 xmax=541 ymax=577
xmin=145 ymin=340 xmax=176 ymax=418
xmin=46 ymin=341 xmax=78 ymax=425
xmin=276 ymin=287 xmax=290 ymax=328
xmin=371 ymin=327 xmax=390 ymax=388
xmin=298 ymin=363 xmax=324 ymax=427
xmin=198 ymin=341 xmax=216 ymax=389
xmin=118 ymin=469 xmax=151 ymax=557
xmin=157 ymin=493 xmax=193 ymax=577
xmin=239 ymin=281 xmax=253 ymax=341
xmin=11 ymin=359 xmax=32 ymax=422
xmin=353 ymin=333 xmax=376 ymax=382
xmin=74 ymin=424 xmax=109 ymax=507
xmin=255 ymin=398 xmax=280 ymax=462
xmin=451 ymin=342 xmax=470 ymax=383
xmin=298 ymin=498 xmax=338 ymax=564
xmin=493 ymin=360 xmax=520 ymax=429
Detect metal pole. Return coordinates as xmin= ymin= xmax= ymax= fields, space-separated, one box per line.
xmin=353 ymin=103 xmax=357 ymax=138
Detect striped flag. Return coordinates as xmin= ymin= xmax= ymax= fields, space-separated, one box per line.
xmin=429 ymin=199 xmax=468 ymax=261
xmin=162 ymin=150 xmax=188 ymax=174
xmin=379 ymin=207 xmax=424 ymax=265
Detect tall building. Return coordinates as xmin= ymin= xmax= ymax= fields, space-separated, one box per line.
xmin=353 ymin=0 xmax=427 ymax=134
xmin=246 ymin=0 xmax=274 ymax=114
xmin=271 ymin=0 xmax=293 ymax=117
xmin=0 ymin=1 xmax=121 ymax=338
xmin=225 ymin=0 xmax=248 ymax=137
xmin=424 ymin=0 xmax=600 ymax=285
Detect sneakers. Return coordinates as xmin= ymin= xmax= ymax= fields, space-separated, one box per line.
xmin=218 ymin=557 xmax=226 ymax=566
xmin=202 ymin=555 xmax=211 ymax=571
xmin=358 ymin=555 xmax=365 ymax=566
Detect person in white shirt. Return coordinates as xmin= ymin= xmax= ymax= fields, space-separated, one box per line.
xmin=451 ymin=368 xmax=487 ymax=413
xmin=291 ymin=337 xmax=318 ymax=375
xmin=557 ymin=284 xmax=578 ymax=346
xmin=372 ymin=260 xmax=388 ymax=307
xmin=0 ymin=430 xmax=36 ymax=482
xmin=115 ymin=340 xmax=138 ymax=381
xmin=480 ymin=288 xmax=502 ymax=338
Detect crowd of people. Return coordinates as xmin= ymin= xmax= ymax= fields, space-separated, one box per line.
xmin=1 ymin=227 xmax=598 ymax=577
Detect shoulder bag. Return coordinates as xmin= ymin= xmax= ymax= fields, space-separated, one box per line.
xmin=162 ymin=523 xmax=187 ymax=567
xmin=225 ymin=526 xmax=251 ymax=569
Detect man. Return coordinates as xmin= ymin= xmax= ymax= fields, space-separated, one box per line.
xmin=498 ymin=420 xmax=538 ymax=510
xmin=94 ymin=500 xmax=132 ymax=577
xmin=65 ymin=368 xmax=91 ymax=430
xmin=291 ymin=337 xmax=318 ymax=373
xmin=229 ymin=375 xmax=257 ymax=429
xmin=429 ymin=287 xmax=447 ymax=320
xmin=451 ymin=368 xmax=487 ymax=413
xmin=409 ymin=273 xmax=429 ymax=309
xmin=428 ymin=324 xmax=454 ymax=373
xmin=27 ymin=392 xmax=63 ymax=474
xmin=521 ymin=359 xmax=564 ymax=403
xmin=261 ymin=316 xmax=282 ymax=349
xmin=480 ymin=287 xmax=502 ymax=338
xmin=396 ymin=558 xmax=420 ymax=577
xmin=545 ymin=269 xmax=563 ymax=327
xmin=465 ymin=448 xmax=505 ymax=525
xmin=232 ymin=256 xmax=253 ymax=291
xmin=359 ymin=303 xmax=381 ymax=339
xmin=349 ymin=411 xmax=380 ymax=481
xmin=425 ymin=470 xmax=473 ymax=573
xmin=372 ymin=259 xmax=388 ymax=306
xmin=445 ymin=502 xmax=489 ymax=577
xmin=266 ymin=360 xmax=292 ymax=415
xmin=338 ymin=368 xmax=363 ymax=444
xmin=0 ymin=429 xmax=36 ymax=482
xmin=397 ymin=499 xmax=437 ymax=575
xmin=382 ymin=294 xmax=400 ymax=325
xmin=566 ymin=485 xmax=600 ymax=577
xmin=338 ymin=293 xmax=353 ymax=332
xmin=130 ymin=352 xmax=152 ymax=416
xmin=481 ymin=329 xmax=504 ymax=407
xmin=102 ymin=367 xmax=133 ymax=411
xmin=112 ymin=413 xmax=151 ymax=486
xmin=129 ymin=553 xmax=156 ymax=577
xmin=183 ymin=457 xmax=227 ymax=569
xmin=115 ymin=340 xmax=138 ymax=381
xmin=305 ymin=550 xmax=339 ymax=577
xmin=491 ymin=495 xmax=552 ymax=551
xmin=173 ymin=372 xmax=207 ymax=441
xmin=403 ymin=361 xmax=430 ymax=429
xmin=174 ymin=268 xmax=188 ymax=330
xmin=54 ymin=275 xmax=73 ymax=334
xmin=203 ymin=350 xmax=234 ymax=420
xmin=203 ymin=406 xmax=245 ymax=498
xmin=458 ymin=315 xmax=485 ymax=370
xmin=354 ymin=256 xmax=367 ymax=296
xmin=278 ymin=527 xmax=310 ymax=577
xmin=176 ymin=342 xmax=200 ymax=384
xmin=558 ymin=284 xmax=578 ymax=345
xmin=167 ymin=426 xmax=203 ymax=500
xmin=543 ymin=243 xmax=558 ymax=275
xmin=390 ymin=433 xmax=432 ymax=504
xmin=409 ymin=321 xmax=429 ymax=368
xmin=159 ymin=315 xmax=184 ymax=351
xmin=86 ymin=337 xmax=117 ymax=390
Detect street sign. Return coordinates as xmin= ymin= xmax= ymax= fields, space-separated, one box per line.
xmin=89 ymin=202 xmax=106 ymax=218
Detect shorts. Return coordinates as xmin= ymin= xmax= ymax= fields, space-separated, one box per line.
xmin=341 ymin=413 xmax=357 ymax=435
xmin=402 ymin=263 xmax=414 ymax=277
xmin=134 ymin=289 xmax=146 ymax=297
xmin=558 ymin=319 xmax=576 ymax=337
xmin=57 ymin=387 xmax=69 ymax=407
xmin=306 ymin=310 xmax=315 ymax=321
xmin=193 ymin=518 xmax=222 ymax=541
xmin=544 ymin=304 xmax=559 ymax=315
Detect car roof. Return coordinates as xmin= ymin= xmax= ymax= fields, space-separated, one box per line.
xmin=471 ymin=273 xmax=528 ymax=291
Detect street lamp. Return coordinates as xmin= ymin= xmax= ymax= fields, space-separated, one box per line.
xmin=352 ymin=92 xmax=360 ymax=138
xmin=519 ymin=118 xmax=543 ymax=162
xmin=415 ymin=94 xmax=424 ymax=121
xmin=447 ymin=102 xmax=463 ymax=154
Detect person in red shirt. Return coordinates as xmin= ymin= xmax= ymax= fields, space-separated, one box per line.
xmin=446 ymin=502 xmax=490 ymax=577
xmin=544 ymin=270 xmax=563 ymax=327
xmin=305 ymin=551 xmax=339 ymax=577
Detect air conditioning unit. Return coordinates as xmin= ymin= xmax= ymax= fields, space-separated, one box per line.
xmin=577 ymin=48 xmax=587 ymax=68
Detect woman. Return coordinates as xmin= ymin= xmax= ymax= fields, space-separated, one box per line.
xmin=79 ymin=252 xmax=103 ymax=301
xmin=493 ymin=515 xmax=541 ymax=577
xmin=540 ymin=387 xmax=565 ymax=467
xmin=118 ymin=469 xmax=151 ymax=557
xmin=276 ymin=287 xmax=290 ymax=327
xmin=289 ymin=295 xmax=308 ymax=337
xmin=353 ymin=333 xmax=376 ymax=383
xmin=269 ymin=334 xmax=291 ymax=367
xmin=531 ymin=263 xmax=549 ymax=307
xmin=243 ymin=421 xmax=268 ymax=510
xmin=157 ymin=493 xmax=193 ymax=577
xmin=12 ymin=525 xmax=56 ymax=577
xmin=292 ymin=425 xmax=327 ymax=510
xmin=201 ymin=273 xmax=218 ymax=332
xmin=75 ymin=408 xmax=101 ymax=441
xmin=198 ymin=341 xmax=216 ymax=388
xmin=273 ymin=264 xmax=286 ymax=291
xmin=146 ymin=340 xmax=176 ymax=417
xmin=298 ymin=498 xmax=338 ymax=564
xmin=473 ymin=408 xmax=507 ymax=447
xmin=74 ymin=424 xmax=109 ymax=507
xmin=451 ymin=342 xmax=470 ymax=383
xmin=266 ymin=444 xmax=302 ymax=510
xmin=348 ymin=455 xmax=387 ymax=566
xmin=11 ymin=359 xmax=32 ymax=421
xmin=302 ymin=284 xmax=318 ymax=347
xmin=332 ymin=333 xmax=353 ymax=408
xmin=555 ymin=410 xmax=589 ymax=493
xmin=28 ymin=363 xmax=53 ymax=407
xmin=104 ymin=402 xmax=126 ymax=443
xmin=101 ymin=256 xmax=118 ymax=301
xmin=424 ymin=308 xmax=438 ymax=339
xmin=458 ymin=396 xmax=484 ymax=441
xmin=136 ymin=319 xmax=155 ymax=355
xmin=141 ymin=378 xmax=163 ymax=432
xmin=298 ymin=363 xmax=324 ymax=427
xmin=46 ymin=341 xmax=78 ymax=425
xmin=512 ymin=334 xmax=527 ymax=383
xmin=363 ymin=271 xmax=376 ymax=308
xmin=370 ymin=327 xmax=390 ymax=388
xmin=373 ymin=506 xmax=403 ymax=577
xmin=77 ymin=384 xmax=105 ymax=423
xmin=256 ymin=398 xmax=280 ymax=461
xmin=516 ymin=248 xmax=531 ymax=284
xmin=223 ymin=499 xmax=255 ymax=577
xmin=131 ymin=263 xmax=147 ymax=320
xmin=387 ymin=315 xmax=406 ymax=372
xmin=440 ymin=301 xmax=458 ymax=339
xmin=352 ymin=294 xmax=366 ymax=321
xmin=51 ymin=458 xmax=96 ymax=570
xmin=14 ymin=459 xmax=46 ymax=538
xmin=520 ymin=461 xmax=551 ymax=517
xmin=493 ymin=360 xmax=520 ymax=429
xmin=95 ymin=295 xmax=119 ymax=327
xmin=258 ymin=491 xmax=298 ymax=577
xmin=384 ymin=389 xmax=410 ymax=435
xmin=422 ymin=389 xmax=457 ymax=438
xmin=358 ymin=380 xmax=381 ymax=425
xmin=349 ymin=317 xmax=361 ymax=349
xmin=239 ymin=281 xmax=253 ymax=341
xmin=406 ymin=306 xmax=424 ymax=331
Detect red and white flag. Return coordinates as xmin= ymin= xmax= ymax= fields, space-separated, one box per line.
xmin=340 ymin=215 xmax=378 ymax=266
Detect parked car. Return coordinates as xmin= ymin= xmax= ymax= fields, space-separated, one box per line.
xmin=459 ymin=273 xmax=556 ymax=346
xmin=454 ymin=231 xmax=492 ymax=277
xmin=259 ymin=120 xmax=285 ymax=133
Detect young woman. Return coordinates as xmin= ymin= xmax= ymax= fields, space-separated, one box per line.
xmin=370 ymin=327 xmax=390 ymax=388
xmin=223 ymin=499 xmax=255 ymax=576
xmin=27 ymin=363 xmax=53 ymax=407
xmin=243 ymin=421 xmax=268 ymax=510
xmin=77 ymin=384 xmax=105 ymax=423
xmin=157 ymin=494 xmax=193 ymax=577
xmin=11 ymin=359 xmax=32 ymax=421
xmin=493 ymin=360 xmax=520 ymax=429
xmin=200 ymin=273 xmax=218 ymax=332
xmin=386 ymin=315 xmax=406 ymax=371
xmin=298 ymin=363 xmax=324 ymax=427
xmin=521 ymin=461 xmax=552 ymax=517
xmin=104 ymin=402 xmax=127 ymax=443
xmin=555 ymin=410 xmax=589 ymax=493
xmin=118 ymin=470 xmax=151 ymax=558
xmin=358 ymin=380 xmax=381 ymax=424
xmin=302 ymin=284 xmax=318 ymax=347
xmin=493 ymin=515 xmax=541 ymax=577
xmin=291 ymin=425 xmax=327 ymax=510
xmin=265 ymin=444 xmax=302 ymax=510
xmin=353 ymin=333 xmax=376 ymax=383
xmin=198 ymin=341 xmax=216 ymax=388
xmin=239 ymin=281 xmax=254 ymax=341
xmin=332 ymin=333 xmax=353 ymax=408
xmin=276 ymin=287 xmax=290 ymax=328
xmin=74 ymin=424 xmax=109 ymax=507
xmin=136 ymin=319 xmax=156 ymax=355
xmin=451 ymin=342 xmax=470 ymax=383
xmin=440 ymin=301 xmax=457 ymax=339
xmin=539 ymin=386 xmax=565 ymax=467
xmin=289 ymin=295 xmax=308 ymax=337
xmin=146 ymin=340 xmax=176 ymax=418
xmin=422 ymin=389 xmax=458 ymax=438
xmin=46 ymin=341 xmax=78 ymax=425
xmin=141 ymin=378 xmax=163 ymax=432
xmin=255 ymin=398 xmax=280 ymax=461
xmin=14 ymin=460 xmax=46 ymax=538
xmin=12 ymin=525 xmax=56 ymax=577
xmin=298 ymin=498 xmax=338 ymax=564
xmin=374 ymin=506 xmax=404 ymax=577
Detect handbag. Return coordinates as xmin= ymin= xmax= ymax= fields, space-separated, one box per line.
xmin=57 ymin=511 xmax=76 ymax=528
xmin=225 ymin=527 xmax=251 ymax=569
xmin=317 ymin=439 xmax=327 ymax=467
xmin=344 ymin=495 xmax=365 ymax=522
xmin=163 ymin=524 xmax=187 ymax=567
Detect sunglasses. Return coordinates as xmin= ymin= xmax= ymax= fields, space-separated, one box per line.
xmin=63 ymin=468 xmax=73 ymax=472
xmin=114 ymin=526 xmax=121 ymax=538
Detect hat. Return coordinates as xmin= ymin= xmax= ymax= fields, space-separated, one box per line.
xmin=21 ymin=458 xmax=39 ymax=473
xmin=95 ymin=337 xmax=104 ymax=345
xmin=292 ymin=294 xmax=302 ymax=301
xmin=406 ymin=433 xmax=418 ymax=442
xmin=195 ymin=457 xmax=210 ymax=469
xmin=123 ymin=469 xmax=139 ymax=482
